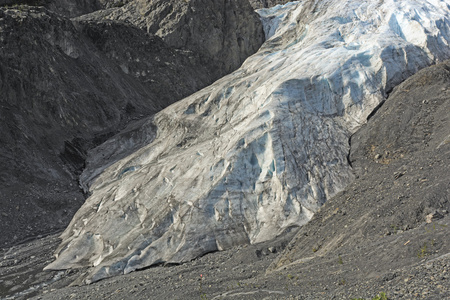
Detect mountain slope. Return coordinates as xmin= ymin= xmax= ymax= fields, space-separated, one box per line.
xmin=45 ymin=0 xmax=450 ymax=284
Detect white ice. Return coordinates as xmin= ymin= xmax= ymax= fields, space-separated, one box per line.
xmin=46 ymin=0 xmax=450 ymax=283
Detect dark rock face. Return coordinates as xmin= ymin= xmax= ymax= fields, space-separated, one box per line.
xmin=79 ymin=0 xmax=265 ymax=78
xmin=0 ymin=0 xmax=48 ymax=6
xmin=0 ymin=0 xmax=132 ymax=17
xmin=249 ymin=0 xmax=291 ymax=9
xmin=43 ymin=0 xmax=103 ymax=17
xmin=270 ymin=60 xmax=450 ymax=271
xmin=44 ymin=0 xmax=135 ymax=18
xmin=0 ymin=0 xmax=101 ymax=17
xmin=137 ymin=0 xmax=264 ymax=75
xmin=0 ymin=2 xmax=263 ymax=247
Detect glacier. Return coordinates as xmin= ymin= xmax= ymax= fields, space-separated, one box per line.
xmin=45 ymin=0 xmax=450 ymax=283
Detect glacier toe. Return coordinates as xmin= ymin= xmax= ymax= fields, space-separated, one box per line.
xmin=46 ymin=0 xmax=450 ymax=283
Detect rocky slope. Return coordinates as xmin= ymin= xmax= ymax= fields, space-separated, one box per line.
xmin=0 ymin=1 xmax=263 ymax=248
xmin=44 ymin=0 xmax=450 ymax=284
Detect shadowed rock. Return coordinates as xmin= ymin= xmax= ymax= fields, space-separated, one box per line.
xmin=76 ymin=0 xmax=265 ymax=78
xmin=249 ymin=0 xmax=292 ymax=9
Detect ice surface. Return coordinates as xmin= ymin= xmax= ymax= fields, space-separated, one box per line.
xmin=46 ymin=0 xmax=450 ymax=283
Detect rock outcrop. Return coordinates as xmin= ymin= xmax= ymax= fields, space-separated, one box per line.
xmin=77 ymin=0 xmax=265 ymax=78
xmin=0 ymin=0 xmax=133 ymax=17
xmin=0 ymin=1 xmax=263 ymax=247
xmin=249 ymin=0 xmax=292 ymax=9
xmin=45 ymin=0 xmax=450 ymax=283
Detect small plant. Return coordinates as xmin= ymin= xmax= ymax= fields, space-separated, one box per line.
xmin=373 ymin=292 xmax=388 ymax=300
xmin=198 ymin=274 xmax=207 ymax=299
xmin=338 ymin=255 xmax=343 ymax=264
xmin=351 ymin=292 xmax=388 ymax=300
xmin=390 ymin=224 xmax=398 ymax=234
xmin=11 ymin=4 xmax=27 ymax=10
xmin=287 ymin=274 xmax=294 ymax=280
xmin=418 ymin=242 xmax=428 ymax=258
xmin=425 ymin=223 xmax=436 ymax=233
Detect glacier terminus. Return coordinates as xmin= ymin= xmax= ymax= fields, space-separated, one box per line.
xmin=45 ymin=0 xmax=450 ymax=284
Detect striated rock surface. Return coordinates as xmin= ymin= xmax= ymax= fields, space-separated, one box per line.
xmin=46 ymin=0 xmax=450 ymax=283
xmin=0 ymin=1 xmax=262 ymax=247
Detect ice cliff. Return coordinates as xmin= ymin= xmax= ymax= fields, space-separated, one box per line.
xmin=46 ymin=0 xmax=450 ymax=283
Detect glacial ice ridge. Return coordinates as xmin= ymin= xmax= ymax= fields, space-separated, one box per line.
xmin=46 ymin=0 xmax=450 ymax=283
